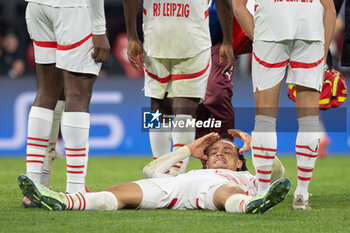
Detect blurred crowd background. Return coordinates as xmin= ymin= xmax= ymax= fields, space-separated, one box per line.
xmin=0 ymin=0 xmax=349 ymax=79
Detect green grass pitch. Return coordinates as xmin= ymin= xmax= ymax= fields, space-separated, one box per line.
xmin=1 ymin=156 xmax=350 ymax=233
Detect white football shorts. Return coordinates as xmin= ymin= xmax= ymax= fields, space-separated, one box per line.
xmin=134 ymin=176 xmax=230 ymax=211
xmin=25 ymin=2 xmax=101 ymax=75
xmin=252 ymin=40 xmax=324 ymax=92
xmin=143 ymin=48 xmax=211 ymax=101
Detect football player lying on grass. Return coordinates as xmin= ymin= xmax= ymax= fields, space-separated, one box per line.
xmin=18 ymin=131 xmax=290 ymax=214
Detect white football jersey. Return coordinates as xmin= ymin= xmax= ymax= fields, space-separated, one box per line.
xmin=254 ymin=0 xmax=324 ymax=42
xmin=25 ymin=0 xmax=88 ymax=7
xmin=142 ymin=0 xmax=211 ymax=59
xmin=148 ymin=169 xmax=258 ymax=197
xmin=185 ymin=169 xmax=258 ymax=196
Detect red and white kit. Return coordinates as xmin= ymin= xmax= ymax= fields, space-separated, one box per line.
xmin=142 ymin=0 xmax=212 ymax=100
xmin=25 ymin=0 xmax=101 ymax=75
xmin=135 ymin=169 xmax=257 ymax=210
xmin=252 ymin=0 xmax=325 ymax=91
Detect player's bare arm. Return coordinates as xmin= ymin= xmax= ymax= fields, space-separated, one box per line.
xmin=89 ymin=0 xmax=110 ymax=63
xmin=214 ymin=0 xmax=234 ymax=75
xmin=320 ymin=0 xmax=336 ymax=62
xmin=228 ymin=129 xmax=251 ymax=154
xmin=232 ymin=0 xmax=254 ymax=40
xmin=123 ymin=0 xmax=144 ymax=72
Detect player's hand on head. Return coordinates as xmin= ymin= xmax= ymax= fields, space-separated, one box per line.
xmin=219 ymin=42 xmax=234 ymax=75
xmin=188 ymin=132 xmax=220 ymax=161
xmin=91 ymin=34 xmax=110 ymax=63
xmin=228 ymin=129 xmax=251 ymax=154
xmin=127 ymin=39 xmax=144 ymax=72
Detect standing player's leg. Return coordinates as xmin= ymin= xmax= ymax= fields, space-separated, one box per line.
xmin=144 ymin=55 xmax=173 ymax=164
xmin=26 ymin=64 xmax=64 ymax=185
xmin=52 ymin=5 xmax=107 ymax=193
xmin=251 ymin=41 xmax=289 ymax=194
xmin=171 ymin=97 xmax=199 ymax=174
xmin=23 ymin=64 xmax=63 ymax=208
xmin=23 ymin=2 xmax=64 ymax=207
xmin=150 ymin=96 xmax=172 ymax=161
xmin=288 ymin=40 xmax=324 ymax=210
xmin=62 ymin=72 xmax=96 ymax=194
xmin=293 ymin=86 xmax=320 ymax=210
xmin=252 ymin=83 xmax=281 ymax=193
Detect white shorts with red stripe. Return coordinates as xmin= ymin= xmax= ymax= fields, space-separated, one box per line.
xmin=143 ymin=48 xmax=211 ymax=101
xmin=252 ymin=40 xmax=324 ymax=92
xmin=134 ymin=175 xmax=227 ymax=211
xmin=25 ymin=2 xmax=101 ymax=75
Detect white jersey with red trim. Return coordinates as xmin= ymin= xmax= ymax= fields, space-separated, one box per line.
xmin=254 ymin=0 xmax=324 ymax=42
xmin=25 ymin=0 xmax=88 ymax=7
xmin=148 ymin=169 xmax=258 ymax=197
xmin=142 ymin=0 xmax=211 ymax=59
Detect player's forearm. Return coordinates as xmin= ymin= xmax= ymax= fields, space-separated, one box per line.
xmin=123 ymin=0 xmax=139 ymax=41
xmin=215 ymin=0 xmax=233 ymax=45
xmin=143 ymin=146 xmax=191 ymax=178
xmin=232 ymin=0 xmax=254 ymax=40
xmin=88 ymin=0 xmax=106 ymax=35
xmin=322 ymin=0 xmax=336 ymax=61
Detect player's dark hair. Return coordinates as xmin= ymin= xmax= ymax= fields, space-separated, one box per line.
xmin=204 ymin=139 xmax=248 ymax=171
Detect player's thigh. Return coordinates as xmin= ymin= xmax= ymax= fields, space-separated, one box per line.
xmin=169 ymin=48 xmax=211 ymax=101
xmin=198 ymin=181 xmax=235 ymax=211
xmin=287 ymin=40 xmax=324 ymax=92
xmin=132 ymin=179 xmax=169 ymax=209
xmin=143 ymin=54 xmax=171 ymax=99
xmin=106 ymin=182 xmax=143 ymax=209
xmin=26 ymin=3 xmax=56 ymax=64
xmin=52 ymin=7 xmax=101 ymax=76
xmin=252 ymin=40 xmax=289 ymax=92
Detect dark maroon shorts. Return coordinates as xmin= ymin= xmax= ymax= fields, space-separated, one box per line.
xmin=196 ymin=43 xmax=236 ymax=140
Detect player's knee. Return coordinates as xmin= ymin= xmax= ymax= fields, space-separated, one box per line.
xmin=213 ymin=183 xmax=245 ymax=210
xmin=64 ymin=89 xmax=92 ymax=110
xmin=34 ymin=91 xmax=60 ymax=109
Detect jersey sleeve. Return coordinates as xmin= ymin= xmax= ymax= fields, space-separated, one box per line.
xmin=143 ymin=146 xmax=191 ymax=178
xmin=88 ymin=0 xmax=106 ymax=35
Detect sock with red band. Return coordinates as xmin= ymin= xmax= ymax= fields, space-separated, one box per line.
xmin=252 ymin=115 xmax=277 ymax=194
xmin=295 ymin=116 xmax=320 ymax=201
xmin=63 ymin=191 xmax=118 ymax=211
xmin=170 ymin=114 xmax=195 ymax=175
xmin=26 ymin=106 xmax=53 ymax=183
xmin=149 ymin=124 xmax=172 ymax=160
xmin=225 ymin=194 xmax=252 ymax=213
xmin=61 ymin=112 xmax=90 ymax=194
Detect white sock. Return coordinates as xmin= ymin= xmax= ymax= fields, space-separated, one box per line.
xmin=149 ymin=124 xmax=172 ymax=160
xmin=170 ymin=114 xmax=195 ymax=175
xmin=225 ymin=194 xmax=252 ymax=213
xmin=295 ymin=116 xmax=320 ymax=201
xmin=252 ymin=115 xmax=277 ymax=193
xmin=26 ymin=107 xmax=53 ymax=183
xmin=61 ymin=112 xmax=90 ymax=193
xmin=41 ymin=100 xmax=65 ymax=188
xmin=63 ymin=191 xmax=118 ymax=211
